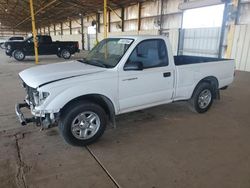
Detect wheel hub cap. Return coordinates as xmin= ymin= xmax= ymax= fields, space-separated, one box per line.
xmin=198 ymin=89 xmax=212 ymax=109
xmin=63 ymin=51 xmax=70 ymax=58
xmin=17 ymin=52 xmax=24 ymax=59
xmin=71 ymin=111 xmax=100 ymax=140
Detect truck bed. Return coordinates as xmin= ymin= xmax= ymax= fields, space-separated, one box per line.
xmin=174 ymin=55 xmax=230 ymax=66
xmin=173 ymin=55 xmax=235 ymax=101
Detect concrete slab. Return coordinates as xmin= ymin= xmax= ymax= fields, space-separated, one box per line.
xmin=0 ymin=127 xmax=116 ymax=188
xmin=18 ymin=128 xmax=116 ymax=188
xmin=88 ymin=72 xmax=250 ymax=188
xmin=0 ymin=130 xmax=20 ymax=188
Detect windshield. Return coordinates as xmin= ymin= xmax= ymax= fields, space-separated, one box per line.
xmin=79 ymin=38 xmax=134 ymax=68
xmin=24 ymin=36 xmax=33 ymax=42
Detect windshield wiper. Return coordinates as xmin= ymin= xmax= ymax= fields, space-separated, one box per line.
xmin=88 ymin=60 xmax=107 ymax=68
xmin=78 ymin=58 xmax=107 ymax=68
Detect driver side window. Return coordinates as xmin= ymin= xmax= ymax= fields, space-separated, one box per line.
xmin=28 ymin=36 xmax=41 ymax=43
xmin=126 ymin=39 xmax=168 ymax=69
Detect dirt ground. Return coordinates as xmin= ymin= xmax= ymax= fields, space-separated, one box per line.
xmin=0 ymin=49 xmax=250 ymax=188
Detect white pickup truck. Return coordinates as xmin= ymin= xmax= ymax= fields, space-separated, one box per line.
xmin=15 ymin=35 xmax=235 ymax=146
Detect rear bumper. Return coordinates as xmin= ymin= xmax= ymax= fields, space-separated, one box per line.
xmin=15 ymin=103 xmax=37 ymax=126
xmin=72 ymin=49 xmax=80 ymax=54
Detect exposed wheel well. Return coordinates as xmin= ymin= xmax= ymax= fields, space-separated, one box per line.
xmin=59 ymin=48 xmax=72 ymax=54
xmin=60 ymin=94 xmax=116 ymax=122
xmin=192 ymin=76 xmax=219 ymax=99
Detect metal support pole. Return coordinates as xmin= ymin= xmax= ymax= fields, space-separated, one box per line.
xmin=177 ymin=28 xmax=185 ymax=55
xmin=121 ymin=7 xmax=125 ymax=32
xmin=137 ymin=2 xmax=141 ymax=34
xmin=159 ymin=0 xmax=164 ymax=35
xmin=107 ymin=6 xmax=122 ymax=20
xmin=96 ymin=13 xmax=99 ymax=43
xmin=97 ymin=13 xmax=100 ymax=33
xmin=60 ymin=23 xmax=63 ymax=35
xmin=108 ymin=10 xmax=111 ymax=33
xmin=69 ymin=20 xmax=72 ymax=35
xmin=218 ymin=2 xmax=228 ymax=58
xmin=29 ymin=0 xmax=38 ymax=64
xmin=107 ymin=6 xmax=123 ymax=32
xmin=54 ymin=24 xmax=56 ymax=35
xmin=225 ymin=0 xmax=239 ymax=58
xmin=103 ymin=0 xmax=108 ymax=38
xmin=80 ymin=14 xmax=84 ymax=50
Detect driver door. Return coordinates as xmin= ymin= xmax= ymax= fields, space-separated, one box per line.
xmin=118 ymin=39 xmax=174 ymax=113
xmin=23 ymin=38 xmax=34 ymax=55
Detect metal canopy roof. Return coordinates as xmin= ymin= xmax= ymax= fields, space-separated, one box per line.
xmin=0 ymin=0 xmax=145 ymax=32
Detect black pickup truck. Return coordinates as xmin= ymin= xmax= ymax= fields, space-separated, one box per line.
xmin=5 ymin=35 xmax=80 ymax=61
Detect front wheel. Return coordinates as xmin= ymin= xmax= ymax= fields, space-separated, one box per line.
xmin=13 ymin=50 xmax=25 ymax=61
xmin=56 ymin=52 xmax=61 ymax=58
xmin=189 ymin=82 xmax=214 ymax=113
xmin=61 ymin=49 xmax=71 ymax=59
xmin=59 ymin=101 xmax=107 ymax=146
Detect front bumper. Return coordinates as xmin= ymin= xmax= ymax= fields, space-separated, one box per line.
xmin=15 ymin=102 xmax=59 ymax=129
xmin=5 ymin=50 xmax=13 ymax=56
xmin=15 ymin=103 xmax=38 ymax=126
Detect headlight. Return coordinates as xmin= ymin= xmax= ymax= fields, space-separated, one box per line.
xmin=7 ymin=45 xmax=11 ymax=50
xmin=33 ymin=91 xmax=50 ymax=106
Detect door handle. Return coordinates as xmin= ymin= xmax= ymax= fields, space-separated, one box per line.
xmin=122 ymin=77 xmax=138 ymax=81
xmin=163 ymin=72 xmax=171 ymax=77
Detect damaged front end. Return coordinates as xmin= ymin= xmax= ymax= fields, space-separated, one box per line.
xmin=15 ymin=82 xmax=59 ymax=129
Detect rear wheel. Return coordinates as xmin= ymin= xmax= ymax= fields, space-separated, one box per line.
xmin=59 ymin=101 xmax=107 ymax=146
xmin=189 ymin=82 xmax=214 ymax=113
xmin=13 ymin=50 xmax=25 ymax=61
xmin=61 ymin=49 xmax=71 ymax=59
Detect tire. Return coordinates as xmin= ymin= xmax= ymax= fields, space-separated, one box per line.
xmin=59 ymin=101 xmax=107 ymax=146
xmin=189 ymin=82 xmax=214 ymax=113
xmin=56 ymin=52 xmax=61 ymax=58
xmin=13 ymin=50 xmax=25 ymax=61
xmin=61 ymin=49 xmax=71 ymax=59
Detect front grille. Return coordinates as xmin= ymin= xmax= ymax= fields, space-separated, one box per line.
xmin=24 ymin=84 xmax=36 ymax=107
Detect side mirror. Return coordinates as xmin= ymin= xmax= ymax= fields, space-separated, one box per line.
xmin=124 ymin=61 xmax=143 ymax=71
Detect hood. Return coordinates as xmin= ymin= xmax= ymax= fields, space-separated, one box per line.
xmin=5 ymin=41 xmax=24 ymax=47
xmin=19 ymin=60 xmax=106 ymax=88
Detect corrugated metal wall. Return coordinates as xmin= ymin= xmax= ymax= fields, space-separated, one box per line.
xmin=161 ymin=29 xmax=179 ymax=55
xmin=45 ymin=0 xmax=250 ymax=72
xmin=47 ymin=0 xmax=182 ymax=55
xmin=231 ymin=24 xmax=250 ymax=72
xmin=179 ymin=27 xmax=221 ymax=57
